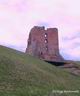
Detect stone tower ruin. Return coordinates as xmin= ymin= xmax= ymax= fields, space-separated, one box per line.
xmin=26 ymin=26 xmax=63 ymax=62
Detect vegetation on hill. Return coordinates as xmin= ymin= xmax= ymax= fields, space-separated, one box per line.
xmin=0 ymin=45 xmax=80 ymax=96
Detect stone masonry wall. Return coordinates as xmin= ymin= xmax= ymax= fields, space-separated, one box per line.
xmin=26 ymin=26 xmax=64 ymax=62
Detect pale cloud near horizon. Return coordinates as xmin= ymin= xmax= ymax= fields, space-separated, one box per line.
xmin=0 ymin=0 xmax=80 ymax=60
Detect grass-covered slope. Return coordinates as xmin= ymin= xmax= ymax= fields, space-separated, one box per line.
xmin=0 ymin=45 xmax=80 ymax=96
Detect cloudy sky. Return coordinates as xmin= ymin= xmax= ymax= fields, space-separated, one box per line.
xmin=0 ymin=0 xmax=80 ymax=60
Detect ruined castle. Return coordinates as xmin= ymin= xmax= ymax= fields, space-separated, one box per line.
xmin=26 ymin=26 xmax=64 ymax=62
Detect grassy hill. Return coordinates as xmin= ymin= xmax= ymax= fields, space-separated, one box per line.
xmin=0 ymin=45 xmax=80 ymax=96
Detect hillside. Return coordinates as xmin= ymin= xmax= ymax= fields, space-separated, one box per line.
xmin=0 ymin=45 xmax=80 ymax=96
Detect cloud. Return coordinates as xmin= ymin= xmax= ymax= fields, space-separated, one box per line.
xmin=61 ymin=46 xmax=80 ymax=60
xmin=0 ymin=0 xmax=80 ymax=60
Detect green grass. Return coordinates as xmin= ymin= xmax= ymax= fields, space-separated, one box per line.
xmin=0 ymin=45 xmax=80 ymax=96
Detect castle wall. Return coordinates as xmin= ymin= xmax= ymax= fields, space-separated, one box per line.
xmin=26 ymin=26 xmax=64 ymax=62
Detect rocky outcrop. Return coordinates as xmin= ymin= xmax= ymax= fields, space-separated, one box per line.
xmin=61 ymin=61 xmax=80 ymax=76
xmin=26 ymin=26 xmax=64 ymax=62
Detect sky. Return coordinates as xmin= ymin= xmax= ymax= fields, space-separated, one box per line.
xmin=0 ymin=0 xmax=80 ymax=61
